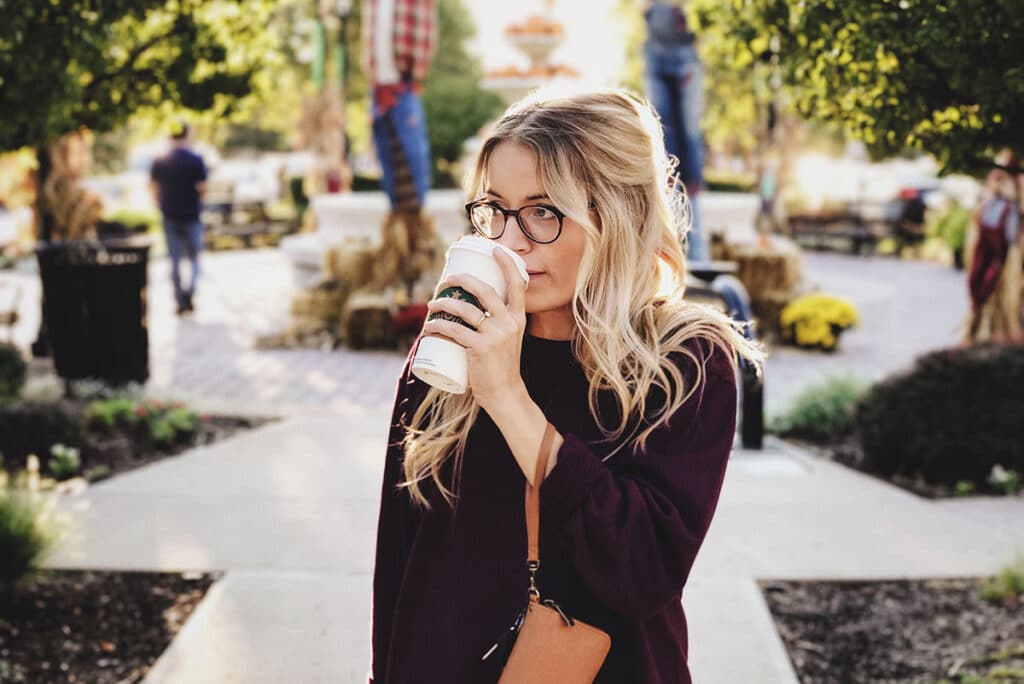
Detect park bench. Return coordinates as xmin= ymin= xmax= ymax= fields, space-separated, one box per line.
xmin=788 ymin=210 xmax=891 ymax=255
xmin=201 ymin=199 xmax=300 ymax=248
xmin=686 ymin=260 xmax=763 ymax=449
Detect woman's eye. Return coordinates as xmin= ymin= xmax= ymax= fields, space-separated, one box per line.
xmin=534 ymin=207 xmax=556 ymax=219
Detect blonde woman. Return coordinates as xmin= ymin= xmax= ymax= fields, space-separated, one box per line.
xmin=369 ymin=89 xmax=763 ymax=683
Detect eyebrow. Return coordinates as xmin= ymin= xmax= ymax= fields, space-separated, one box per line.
xmin=484 ymin=188 xmax=551 ymax=202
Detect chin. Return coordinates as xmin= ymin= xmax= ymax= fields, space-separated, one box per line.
xmin=524 ymin=293 xmax=572 ymax=317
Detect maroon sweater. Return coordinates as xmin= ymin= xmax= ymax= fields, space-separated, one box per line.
xmin=370 ymin=332 xmax=738 ymax=683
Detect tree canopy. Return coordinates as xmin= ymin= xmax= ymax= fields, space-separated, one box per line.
xmin=0 ymin=0 xmax=276 ymax=152
xmin=691 ymin=0 xmax=1024 ymax=174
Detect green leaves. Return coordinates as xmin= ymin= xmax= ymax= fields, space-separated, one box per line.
xmin=0 ymin=0 xmax=273 ymax=151
xmin=690 ymin=0 xmax=1024 ymax=174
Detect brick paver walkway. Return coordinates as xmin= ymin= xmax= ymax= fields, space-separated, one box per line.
xmin=1 ymin=244 xmax=970 ymax=417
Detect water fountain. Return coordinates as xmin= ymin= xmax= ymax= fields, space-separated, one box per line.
xmin=481 ymin=1 xmax=581 ymax=105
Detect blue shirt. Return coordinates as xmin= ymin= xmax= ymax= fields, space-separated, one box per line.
xmin=645 ymin=1 xmax=696 ymax=48
xmin=150 ymin=148 xmax=207 ymax=222
xmin=980 ymin=196 xmax=1020 ymax=244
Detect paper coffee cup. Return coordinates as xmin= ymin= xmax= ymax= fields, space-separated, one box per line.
xmin=411 ymin=236 xmax=529 ymax=394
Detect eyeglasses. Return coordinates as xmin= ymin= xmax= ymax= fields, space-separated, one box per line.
xmin=465 ymin=199 xmax=566 ymax=244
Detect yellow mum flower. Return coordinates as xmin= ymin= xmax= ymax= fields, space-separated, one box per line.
xmin=780 ymin=294 xmax=860 ymax=351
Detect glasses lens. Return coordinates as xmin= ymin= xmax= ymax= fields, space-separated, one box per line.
xmin=520 ymin=206 xmax=561 ymax=243
xmin=470 ymin=203 xmax=502 ymax=238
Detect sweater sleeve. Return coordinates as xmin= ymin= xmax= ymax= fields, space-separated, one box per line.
xmin=538 ymin=341 xmax=738 ymax=621
xmin=370 ymin=343 xmax=427 ymax=683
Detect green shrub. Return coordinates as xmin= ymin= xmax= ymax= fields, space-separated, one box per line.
xmin=0 ymin=488 xmax=59 ymax=584
xmin=86 ymin=397 xmax=140 ymax=429
xmin=137 ymin=401 xmax=199 ymax=446
xmin=768 ymin=376 xmax=869 ymax=443
xmin=954 ymin=481 xmax=977 ymax=497
xmin=166 ymin=406 xmax=200 ymax=433
xmin=101 ymin=207 xmax=160 ymax=235
xmin=987 ymin=465 xmax=1022 ymax=496
xmin=48 ymin=444 xmax=80 ymax=481
xmin=89 ymin=397 xmax=200 ymax=447
xmin=704 ymin=170 xmax=756 ymax=193
xmin=0 ymin=342 xmax=27 ymax=401
xmin=928 ymin=204 xmax=971 ymax=252
xmin=0 ymin=401 xmax=85 ymax=467
xmin=855 ymin=343 xmax=1024 ymax=487
xmin=980 ymin=556 xmax=1024 ymax=606
xmin=84 ymin=464 xmax=111 ymax=482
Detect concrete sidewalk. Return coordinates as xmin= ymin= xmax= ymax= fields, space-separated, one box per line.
xmin=47 ymin=416 xmax=1024 ymax=683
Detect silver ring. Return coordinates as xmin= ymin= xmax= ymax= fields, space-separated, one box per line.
xmin=475 ymin=309 xmax=491 ymax=329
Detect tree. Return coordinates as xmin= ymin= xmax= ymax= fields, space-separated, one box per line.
xmin=0 ymin=0 xmax=274 ymax=155
xmin=690 ymin=0 xmax=1024 ymax=175
xmin=421 ymin=0 xmax=504 ymax=186
xmin=0 ymin=0 xmax=277 ymax=241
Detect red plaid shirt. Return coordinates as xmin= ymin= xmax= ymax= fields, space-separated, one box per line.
xmin=364 ymin=0 xmax=437 ymax=86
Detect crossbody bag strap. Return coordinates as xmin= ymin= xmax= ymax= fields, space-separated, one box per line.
xmin=524 ymin=421 xmax=557 ymax=602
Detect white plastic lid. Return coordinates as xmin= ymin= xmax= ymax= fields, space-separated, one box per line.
xmin=448 ymin=235 xmax=529 ymax=283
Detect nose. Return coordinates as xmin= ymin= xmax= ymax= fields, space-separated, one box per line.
xmin=496 ymin=213 xmax=532 ymax=254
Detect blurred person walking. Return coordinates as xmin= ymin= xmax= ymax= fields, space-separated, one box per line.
xmin=643 ymin=0 xmax=708 ymax=262
xmin=150 ymin=122 xmax=208 ymax=316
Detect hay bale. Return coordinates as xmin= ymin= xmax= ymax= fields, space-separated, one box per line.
xmin=369 ymin=210 xmax=442 ymax=291
xmin=750 ymin=290 xmax=793 ymax=341
xmin=324 ymin=245 xmax=376 ymax=285
xmin=721 ymin=236 xmax=802 ymax=301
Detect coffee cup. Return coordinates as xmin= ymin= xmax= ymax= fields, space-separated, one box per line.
xmin=411 ymin=236 xmax=529 ymax=394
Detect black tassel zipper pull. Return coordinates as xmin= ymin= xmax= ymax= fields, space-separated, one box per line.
xmin=482 ymin=607 xmax=526 ymax=662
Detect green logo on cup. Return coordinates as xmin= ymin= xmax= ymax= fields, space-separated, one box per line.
xmin=428 ymin=286 xmax=483 ymax=329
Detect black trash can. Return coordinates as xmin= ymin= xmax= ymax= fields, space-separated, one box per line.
xmin=35 ymin=239 xmax=150 ymax=386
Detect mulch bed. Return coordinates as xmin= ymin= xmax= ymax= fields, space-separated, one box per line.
xmin=0 ymin=396 xmax=274 ymax=483
xmin=0 ymin=570 xmax=219 ymax=684
xmin=762 ymin=578 xmax=1024 ymax=683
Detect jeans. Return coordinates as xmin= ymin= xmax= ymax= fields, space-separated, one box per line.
xmin=645 ymin=43 xmax=708 ymax=261
xmin=372 ymin=89 xmax=432 ymax=209
xmin=163 ymin=218 xmax=203 ymax=307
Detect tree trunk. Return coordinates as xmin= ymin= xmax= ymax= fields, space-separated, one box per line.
xmin=30 ymin=145 xmax=53 ymax=358
xmin=35 ymin=146 xmax=54 ymax=243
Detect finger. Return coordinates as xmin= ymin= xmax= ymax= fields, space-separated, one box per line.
xmin=422 ymin=317 xmax=476 ymax=347
xmin=495 ymin=249 xmax=527 ymax=315
xmin=426 ymin=296 xmax=485 ymax=329
xmin=442 ymin=273 xmax=504 ymax=317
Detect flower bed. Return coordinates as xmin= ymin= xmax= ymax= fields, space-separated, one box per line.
xmin=0 ymin=396 xmax=272 ymax=483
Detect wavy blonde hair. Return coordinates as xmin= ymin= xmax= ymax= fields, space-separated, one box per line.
xmin=400 ymin=89 xmax=764 ymax=509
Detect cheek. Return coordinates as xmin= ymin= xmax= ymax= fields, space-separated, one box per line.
xmin=533 ymin=253 xmax=582 ymax=300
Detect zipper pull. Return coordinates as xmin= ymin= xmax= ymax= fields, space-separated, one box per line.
xmin=482 ymin=608 xmax=526 ymax=662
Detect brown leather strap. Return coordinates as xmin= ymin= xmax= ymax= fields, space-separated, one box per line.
xmin=525 ymin=422 xmax=556 ymax=566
